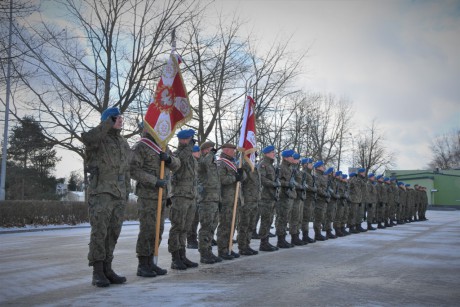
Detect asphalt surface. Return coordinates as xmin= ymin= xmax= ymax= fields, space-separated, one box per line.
xmin=1 ymin=210 xmax=459 ymax=307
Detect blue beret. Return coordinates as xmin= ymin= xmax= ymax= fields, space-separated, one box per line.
xmin=390 ymin=177 xmax=396 ymax=181
xmin=293 ymin=153 xmax=300 ymax=159
xmin=398 ymin=182 xmax=404 ymax=186
xmin=313 ymin=160 xmax=324 ymax=168
xmin=368 ymin=173 xmax=375 ymax=178
xmin=342 ymin=174 xmax=348 ymax=179
xmin=349 ymin=172 xmax=357 ymax=177
xmin=262 ymin=145 xmax=275 ymax=154
xmin=358 ymin=168 xmax=366 ymax=173
xmin=192 ymin=145 xmax=200 ymax=152
xmin=335 ymin=171 xmax=342 ymax=176
xmin=384 ymin=177 xmax=390 ymax=181
xmin=281 ymin=149 xmax=294 ymax=158
xmin=177 ymin=129 xmax=195 ymax=139
xmin=376 ymin=175 xmax=383 ymax=180
xmin=301 ymin=158 xmax=312 ymax=165
xmin=405 ymin=183 xmax=410 ymax=187
xmin=324 ymin=167 xmax=334 ymax=175
xmin=101 ymin=107 xmax=121 ymax=121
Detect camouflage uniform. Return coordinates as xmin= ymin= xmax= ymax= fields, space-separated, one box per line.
xmin=257 ymin=156 xmax=278 ymax=248
xmin=238 ymin=161 xmax=261 ymax=253
xmin=301 ymin=168 xmax=316 ymax=242
xmin=217 ymin=153 xmax=245 ymax=256
xmin=82 ymin=119 xmax=131 ymax=267
xmin=290 ymin=165 xmax=304 ymax=244
xmin=340 ymin=178 xmax=351 ymax=234
xmin=376 ymin=180 xmax=387 ymax=227
xmin=313 ymin=168 xmax=328 ymax=238
xmin=324 ymin=175 xmax=338 ymax=236
xmin=397 ymin=185 xmax=406 ymax=223
xmin=333 ymin=177 xmax=346 ymax=235
xmin=275 ymin=160 xmax=296 ymax=239
xmin=366 ymin=180 xmax=377 ymax=230
xmin=130 ymin=138 xmax=180 ymax=258
xmin=356 ymin=174 xmax=367 ymax=231
xmin=197 ymin=150 xmax=221 ymax=261
xmin=169 ymin=142 xmax=198 ymax=253
xmin=348 ymin=175 xmax=363 ymax=233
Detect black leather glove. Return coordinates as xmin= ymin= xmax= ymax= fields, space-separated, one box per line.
xmin=159 ymin=151 xmax=172 ymax=164
xmin=166 ymin=198 xmax=173 ymax=207
xmin=273 ymin=181 xmax=281 ymax=188
xmin=210 ymin=148 xmax=217 ymax=154
xmin=155 ymin=179 xmax=168 ymax=188
xmin=237 ymin=168 xmax=244 ymax=177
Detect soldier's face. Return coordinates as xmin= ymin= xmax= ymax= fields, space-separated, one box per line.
xmin=265 ymin=151 xmax=275 ymax=159
xmin=113 ymin=116 xmax=123 ymax=129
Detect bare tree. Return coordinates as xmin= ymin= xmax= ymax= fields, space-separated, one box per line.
xmin=428 ymin=128 xmax=460 ymax=170
xmin=355 ymin=119 xmax=396 ymax=174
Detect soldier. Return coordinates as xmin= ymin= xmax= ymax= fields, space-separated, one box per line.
xmin=390 ymin=177 xmax=400 ymax=226
xmin=130 ymin=127 xmax=180 ymax=278
xmin=339 ymin=174 xmax=351 ymax=236
xmin=197 ymin=141 xmax=222 ymax=264
xmin=356 ymin=168 xmax=368 ymax=232
xmin=323 ymin=167 xmax=338 ymax=239
xmin=276 ymin=149 xmax=297 ymax=248
xmin=375 ymin=175 xmax=387 ymax=229
xmin=186 ymin=145 xmax=201 ymax=249
xmin=397 ymin=182 xmax=406 ymax=224
xmin=366 ymin=173 xmax=377 ymax=231
xmin=348 ymin=170 xmax=363 ymax=234
xmin=257 ymin=145 xmax=279 ymax=252
xmin=383 ymin=177 xmax=394 ymax=227
xmin=169 ymin=129 xmax=199 ymax=270
xmin=332 ymin=171 xmax=345 ymax=237
xmin=290 ymin=153 xmax=305 ymax=246
xmin=313 ymin=160 xmax=328 ymax=241
xmin=420 ymin=186 xmax=429 ymax=221
xmin=217 ymin=143 xmax=245 ymax=260
xmin=300 ymin=158 xmax=317 ymax=244
xmin=82 ymin=107 xmax=131 ymax=287
xmin=238 ymin=156 xmax=261 ymax=255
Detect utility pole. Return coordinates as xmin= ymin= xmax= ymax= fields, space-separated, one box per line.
xmin=0 ymin=0 xmax=13 ymax=201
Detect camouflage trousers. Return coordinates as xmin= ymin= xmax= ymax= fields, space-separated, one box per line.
xmin=366 ymin=203 xmax=376 ymax=223
xmin=168 ymin=196 xmax=196 ymax=253
xmin=356 ymin=203 xmax=365 ymax=225
xmin=198 ymin=202 xmax=219 ymax=255
xmin=217 ymin=201 xmax=239 ymax=254
xmin=323 ymin=200 xmax=337 ymax=231
xmin=289 ymin=198 xmax=303 ymax=235
xmin=187 ymin=202 xmax=199 ymax=241
xmin=376 ymin=202 xmax=386 ymax=222
xmin=258 ymin=198 xmax=275 ymax=239
xmin=387 ymin=201 xmax=396 ymax=221
xmin=136 ymin=197 xmax=166 ymax=257
xmin=301 ymin=197 xmax=314 ymax=235
xmin=275 ymin=197 xmax=294 ymax=236
xmin=333 ymin=199 xmax=345 ymax=229
xmin=313 ymin=199 xmax=327 ymax=233
xmin=237 ymin=201 xmax=258 ymax=250
xmin=348 ymin=202 xmax=358 ymax=226
xmin=88 ymin=193 xmax=125 ymax=266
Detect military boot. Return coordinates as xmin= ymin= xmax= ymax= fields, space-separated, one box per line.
xmin=326 ymin=230 xmax=337 ymax=239
xmin=248 ymin=246 xmax=259 ymax=255
xmin=302 ymin=232 xmax=315 ymax=244
xmin=384 ymin=220 xmax=391 ymax=227
xmin=137 ymin=256 xmax=157 ymax=278
xmin=171 ymin=250 xmax=187 ymax=270
xmin=218 ymin=250 xmax=234 ymax=260
xmin=103 ymin=262 xmax=127 ymax=284
xmin=314 ymin=230 xmax=326 ymax=241
xmin=291 ymin=233 xmax=306 ymax=246
xmin=358 ymin=224 xmax=367 ymax=232
xmin=367 ymin=223 xmax=376 ymax=231
xmin=349 ymin=225 xmax=359 ymax=234
xmin=92 ymin=261 xmax=110 ymax=287
xmin=239 ymin=246 xmax=255 ymax=256
xmin=334 ymin=228 xmax=344 ymax=237
xmin=149 ymin=256 xmax=167 ymax=275
xmin=259 ymin=237 xmax=277 ymax=252
xmin=277 ymin=235 xmax=292 ymax=248
xmin=187 ymin=235 xmax=198 ymax=249
xmin=341 ymin=227 xmax=350 ymax=236
xmin=180 ymin=248 xmax=198 ymax=268
xmin=199 ymin=251 xmax=216 ymax=264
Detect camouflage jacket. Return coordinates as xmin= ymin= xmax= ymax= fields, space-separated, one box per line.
xmin=198 ymin=151 xmax=221 ymax=203
xmin=305 ymin=168 xmax=317 ymax=195
xmin=130 ymin=138 xmax=180 ymax=200
xmin=348 ymin=176 xmax=363 ymax=204
xmin=368 ymin=181 xmax=378 ymax=204
xmin=172 ymin=142 xmax=198 ymax=199
xmin=81 ymin=119 xmax=131 ymax=199
xmin=315 ymin=169 xmax=328 ymax=200
xmin=398 ymin=187 xmax=406 ymax=206
xmin=392 ymin=183 xmax=400 ymax=204
xmin=279 ymin=160 xmax=296 ymax=199
xmin=218 ymin=153 xmax=245 ymax=204
xmin=242 ymin=160 xmax=261 ymax=203
xmin=258 ymin=156 xmax=277 ymax=201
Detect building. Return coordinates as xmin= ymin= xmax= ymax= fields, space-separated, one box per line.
xmin=385 ymin=169 xmax=460 ymax=207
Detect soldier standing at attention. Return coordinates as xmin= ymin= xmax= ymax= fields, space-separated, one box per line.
xmin=169 ymin=129 xmax=199 ymax=270
xmin=257 ymin=145 xmax=279 ymax=252
xmin=197 ymin=141 xmax=222 ymax=264
xmin=300 ymin=158 xmax=317 ymax=244
xmin=347 ymin=171 xmax=362 ymax=234
xmin=276 ymin=149 xmax=297 ymax=248
xmin=323 ymin=167 xmax=337 ymax=239
xmin=366 ymin=173 xmax=377 ymax=231
xmin=332 ymin=171 xmax=345 ymax=237
xmin=238 ymin=157 xmax=261 ymax=255
xmin=290 ymin=153 xmax=306 ymax=246
xmin=339 ymin=174 xmax=351 ymax=236
xmin=356 ymin=168 xmax=368 ymax=232
xmin=375 ymin=175 xmax=387 ymax=229
xmin=82 ymin=107 xmax=131 ymax=287
xmin=186 ymin=145 xmax=201 ymax=249
xmin=312 ymin=161 xmax=328 ymax=241
xmin=217 ymin=143 xmax=245 ymax=260
xmin=130 ymin=127 xmax=180 ymax=278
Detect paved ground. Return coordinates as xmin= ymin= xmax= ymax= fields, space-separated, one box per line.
xmin=1 ymin=210 xmax=459 ymax=307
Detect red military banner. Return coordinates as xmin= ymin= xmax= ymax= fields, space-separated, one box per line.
xmin=237 ymin=95 xmax=257 ymax=171
xmin=144 ymin=52 xmax=192 ymax=149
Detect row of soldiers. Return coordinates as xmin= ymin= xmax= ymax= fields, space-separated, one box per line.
xmin=82 ymin=107 xmax=429 ymax=287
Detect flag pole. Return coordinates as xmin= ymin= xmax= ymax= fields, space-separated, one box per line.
xmin=228 ymin=81 xmax=252 ymax=255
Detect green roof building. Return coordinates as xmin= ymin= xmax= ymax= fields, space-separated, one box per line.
xmin=385 ymin=169 xmax=460 ymax=207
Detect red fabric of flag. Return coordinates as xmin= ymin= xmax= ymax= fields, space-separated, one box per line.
xmin=238 ymin=95 xmax=257 ymax=171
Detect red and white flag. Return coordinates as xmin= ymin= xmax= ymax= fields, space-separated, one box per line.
xmin=144 ymin=52 xmax=192 ymax=149
xmin=238 ymin=95 xmax=257 ymax=171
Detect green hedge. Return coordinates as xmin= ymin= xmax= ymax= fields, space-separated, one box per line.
xmin=0 ymin=200 xmax=141 ymax=228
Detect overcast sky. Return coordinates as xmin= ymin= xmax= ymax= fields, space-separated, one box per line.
xmin=54 ymin=0 xmax=460 ymax=178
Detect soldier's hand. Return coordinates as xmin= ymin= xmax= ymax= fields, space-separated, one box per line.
xmin=155 ymin=179 xmax=168 ymax=188
xmin=235 ymin=173 xmax=243 ymax=182
xmin=237 ymin=168 xmax=244 ymax=177
xmin=159 ymin=151 xmax=172 ymax=164
xmin=210 ymin=148 xmax=217 ymax=154
xmin=166 ymin=198 xmax=173 ymax=207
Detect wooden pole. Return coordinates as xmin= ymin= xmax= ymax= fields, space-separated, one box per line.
xmin=153 ymin=159 xmax=165 ymax=265
xmin=228 ymin=155 xmax=243 ymax=255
